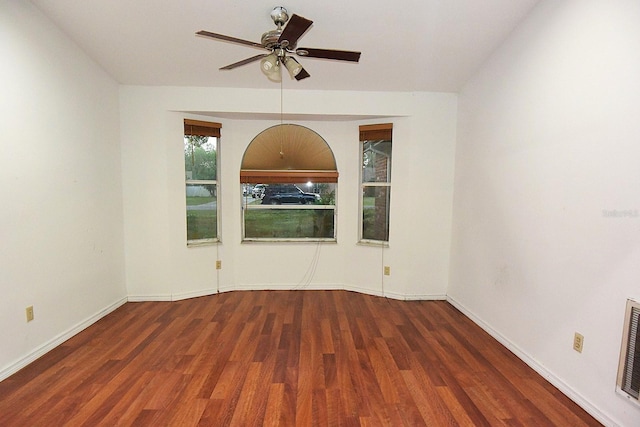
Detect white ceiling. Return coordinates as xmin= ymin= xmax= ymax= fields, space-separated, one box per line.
xmin=31 ymin=0 xmax=539 ymax=92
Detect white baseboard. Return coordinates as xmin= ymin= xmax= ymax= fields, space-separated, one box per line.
xmin=385 ymin=291 xmax=447 ymax=301
xmin=127 ymin=294 xmax=173 ymax=302
xmin=0 ymin=296 xmax=128 ymax=383
xmin=171 ymin=288 xmax=220 ymax=301
xmin=446 ymin=296 xmax=617 ymax=427
xmin=213 ymin=283 xmax=446 ymax=302
xmin=127 ymin=285 xmax=447 ymax=302
xmin=128 ymin=288 xmax=221 ymax=302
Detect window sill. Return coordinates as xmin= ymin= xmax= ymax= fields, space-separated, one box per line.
xmin=357 ymin=240 xmax=389 ymax=248
xmin=187 ymin=238 xmax=220 ymax=247
xmin=242 ymin=238 xmax=337 ymax=244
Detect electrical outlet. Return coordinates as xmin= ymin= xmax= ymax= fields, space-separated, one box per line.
xmin=26 ymin=306 xmax=34 ymax=322
xmin=216 ymin=260 xmax=222 ymax=270
xmin=384 ymin=266 xmax=390 ymax=276
xmin=573 ymin=332 xmax=584 ymax=353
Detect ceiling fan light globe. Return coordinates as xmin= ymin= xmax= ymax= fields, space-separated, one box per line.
xmin=260 ymin=61 xmax=274 ymax=73
xmin=266 ymin=67 xmax=282 ymax=82
xmin=260 ymin=53 xmax=279 ymax=73
xmin=284 ymin=57 xmax=303 ymax=78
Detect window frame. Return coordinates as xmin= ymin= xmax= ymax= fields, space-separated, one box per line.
xmin=184 ymin=119 xmax=221 ymax=246
xmin=242 ymin=182 xmax=337 ymax=242
xmin=358 ymin=123 xmax=393 ymax=245
xmin=240 ymin=124 xmax=339 ymax=243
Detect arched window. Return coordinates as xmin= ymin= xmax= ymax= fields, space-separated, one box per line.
xmin=241 ymin=124 xmax=338 ymax=241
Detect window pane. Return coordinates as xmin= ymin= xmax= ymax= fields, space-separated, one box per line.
xmin=244 ymin=209 xmax=335 ymax=239
xmin=362 ymin=186 xmax=390 ymax=241
xmin=254 ymin=183 xmax=335 ymax=206
xmin=186 ymin=184 xmax=217 ymax=240
xmin=261 ymin=183 xmax=318 ymax=205
xmin=184 ymin=136 xmax=217 ymax=180
xmin=313 ymin=183 xmax=336 ymax=205
xmin=362 ymin=140 xmax=392 ymax=183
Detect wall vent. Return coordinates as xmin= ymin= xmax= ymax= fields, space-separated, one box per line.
xmin=617 ymin=298 xmax=640 ymax=405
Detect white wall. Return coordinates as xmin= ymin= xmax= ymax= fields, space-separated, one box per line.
xmin=0 ymin=0 xmax=126 ymax=379
xmin=449 ymin=1 xmax=640 ymax=425
xmin=119 ymin=87 xmax=457 ymax=301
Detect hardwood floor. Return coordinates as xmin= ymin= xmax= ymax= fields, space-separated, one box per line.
xmin=0 ymin=290 xmax=601 ymax=426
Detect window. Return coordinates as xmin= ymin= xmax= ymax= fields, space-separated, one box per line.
xmin=241 ymin=124 xmax=338 ymax=242
xmin=359 ymin=123 xmax=392 ymax=243
xmin=184 ymin=119 xmax=221 ymax=245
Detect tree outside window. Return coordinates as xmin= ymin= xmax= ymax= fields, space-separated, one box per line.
xmin=359 ymin=124 xmax=392 ymax=244
xmin=184 ymin=120 xmax=221 ymax=245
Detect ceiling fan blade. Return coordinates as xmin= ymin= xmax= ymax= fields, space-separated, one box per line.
xmin=278 ymin=14 xmax=313 ymax=47
xmin=295 ymin=67 xmax=311 ymax=81
xmin=220 ymin=54 xmax=268 ymax=70
xmin=296 ymin=48 xmax=361 ymax=62
xmin=196 ymin=30 xmax=265 ymax=49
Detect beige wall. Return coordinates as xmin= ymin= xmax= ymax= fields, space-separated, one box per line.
xmin=449 ymin=1 xmax=640 ymax=425
xmin=119 ymin=87 xmax=457 ymax=301
xmin=0 ymin=0 xmax=126 ymax=379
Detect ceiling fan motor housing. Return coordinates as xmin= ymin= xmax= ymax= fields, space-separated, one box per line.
xmin=261 ymin=29 xmax=282 ymax=49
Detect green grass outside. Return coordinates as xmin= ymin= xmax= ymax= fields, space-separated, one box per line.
xmin=363 ymin=196 xmax=375 ymax=207
xmin=187 ymin=196 xmax=215 ymax=206
xmin=362 ymin=205 xmax=388 ymax=241
xmin=245 ymin=209 xmax=334 ymax=239
xmin=187 ymin=210 xmax=217 ymax=240
xmin=187 ymin=197 xmax=373 ymax=240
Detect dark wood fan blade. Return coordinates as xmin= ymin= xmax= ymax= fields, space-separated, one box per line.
xmin=220 ymin=54 xmax=268 ymax=70
xmin=196 ymin=30 xmax=265 ymax=49
xmin=295 ymin=68 xmax=311 ymax=81
xmin=296 ymin=48 xmax=361 ymax=62
xmin=278 ymin=14 xmax=313 ymax=47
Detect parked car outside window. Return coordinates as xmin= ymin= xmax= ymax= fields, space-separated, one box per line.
xmin=252 ymin=184 xmax=266 ymax=199
xmin=261 ymin=184 xmax=319 ymax=205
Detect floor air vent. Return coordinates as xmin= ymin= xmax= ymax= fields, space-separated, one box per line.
xmin=617 ymin=299 xmax=640 ymax=405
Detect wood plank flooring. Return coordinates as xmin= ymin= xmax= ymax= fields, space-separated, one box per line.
xmin=0 ymin=290 xmax=601 ymax=426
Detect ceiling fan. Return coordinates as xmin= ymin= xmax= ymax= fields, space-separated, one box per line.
xmin=196 ymin=6 xmax=361 ymax=82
